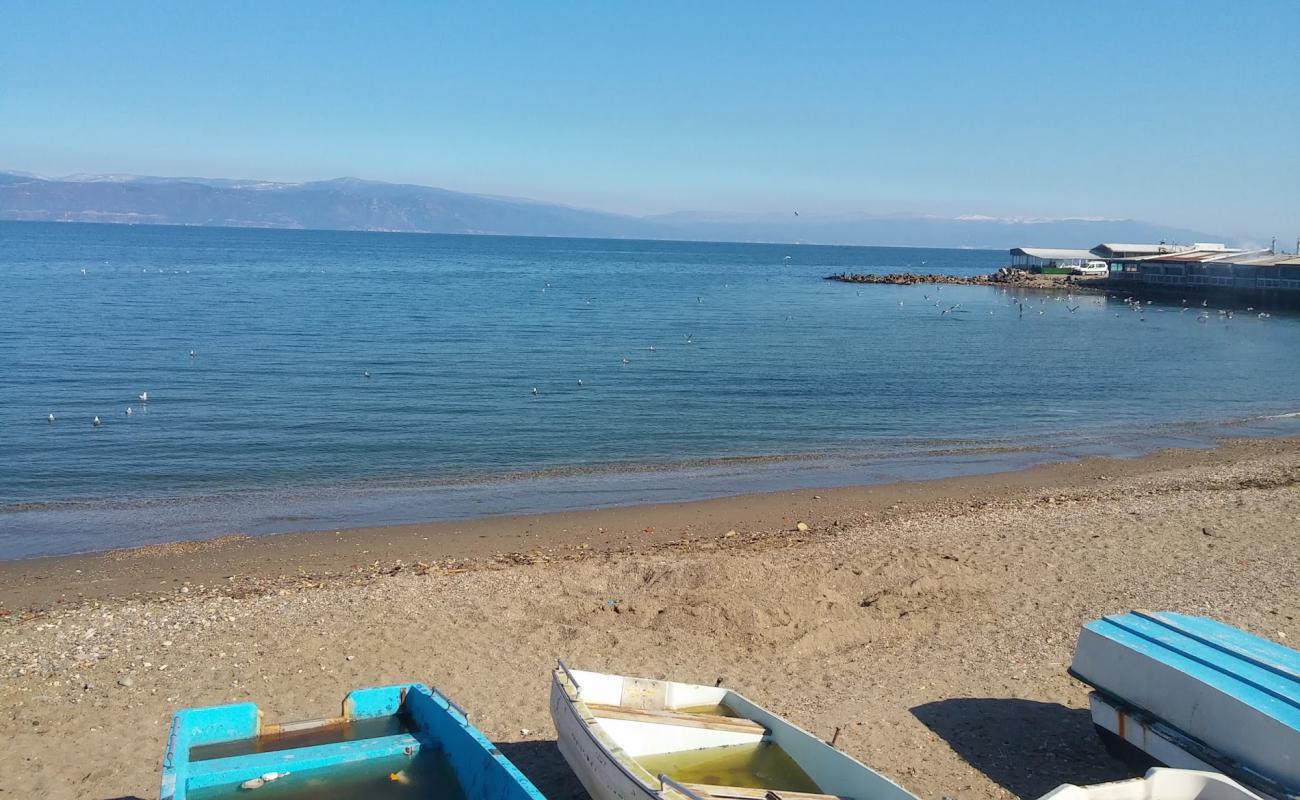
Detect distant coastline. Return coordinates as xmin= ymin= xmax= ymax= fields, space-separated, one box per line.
xmin=0 ymin=171 xmax=1228 ymax=249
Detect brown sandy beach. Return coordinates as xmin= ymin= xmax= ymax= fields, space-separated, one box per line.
xmin=1 ymin=437 xmax=1297 ymax=800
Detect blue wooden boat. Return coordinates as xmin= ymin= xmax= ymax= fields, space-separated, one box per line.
xmin=1069 ymin=611 xmax=1300 ymax=800
xmin=159 ymin=683 xmax=546 ymax=800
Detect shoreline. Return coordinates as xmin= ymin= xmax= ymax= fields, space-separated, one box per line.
xmin=6 ymin=410 xmax=1300 ymax=563
xmin=2 ymin=432 xmax=1298 ymax=800
xmin=3 ymin=434 xmax=1297 ymax=615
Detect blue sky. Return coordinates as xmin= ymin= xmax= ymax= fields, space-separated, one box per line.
xmin=4 ymin=1 xmax=1297 ymax=239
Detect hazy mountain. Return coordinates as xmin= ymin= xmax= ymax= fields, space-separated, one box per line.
xmin=0 ymin=172 xmax=1229 ymax=249
xmin=645 ymin=210 xmax=1228 ymax=250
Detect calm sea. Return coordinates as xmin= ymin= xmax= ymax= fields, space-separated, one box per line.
xmin=2 ymin=221 xmax=1298 ymax=559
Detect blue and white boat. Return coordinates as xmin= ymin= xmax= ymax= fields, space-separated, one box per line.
xmin=1069 ymin=611 xmax=1299 ymax=800
xmin=160 ymin=683 xmax=546 ymax=800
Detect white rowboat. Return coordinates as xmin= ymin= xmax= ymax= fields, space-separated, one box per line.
xmin=1038 ymin=768 xmax=1264 ymax=800
xmin=549 ymin=662 xmax=918 ymax=800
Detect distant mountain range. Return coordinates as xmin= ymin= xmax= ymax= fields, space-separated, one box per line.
xmin=0 ymin=171 xmax=1229 ymax=249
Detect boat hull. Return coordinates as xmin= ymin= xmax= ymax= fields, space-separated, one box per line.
xmin=1038 ymin=767 xmax=1264 ymax=800
xmin=1070 ymin=611 xmax=1300 ymax=800
xmin=551 ymin=675 xmax=661 ymax=800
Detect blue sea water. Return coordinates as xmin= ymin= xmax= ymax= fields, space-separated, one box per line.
xmin=2 ymin=221 xmax=1299 ymax=559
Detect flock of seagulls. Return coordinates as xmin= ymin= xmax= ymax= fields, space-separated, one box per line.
xmin=48 ymin=346 xmax=172 ymax=426
xmin=905 ymin=284 xmax=1279 ymax=327
xmin=52 ymin=391 xmax=149 ymax=428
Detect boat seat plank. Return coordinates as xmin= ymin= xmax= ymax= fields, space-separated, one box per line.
xmin=584 ymin=703 xmax=767 ymax=735
xmin=683 ymin=782 xmax=851 ymax=800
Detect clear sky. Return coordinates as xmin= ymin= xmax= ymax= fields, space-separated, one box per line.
xmin=4 ymin=1 xmax=1297 ymax=239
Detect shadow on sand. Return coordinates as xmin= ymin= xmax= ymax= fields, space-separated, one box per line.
xmin=911 ymin=698 xmax=1135 ymax=798
xmin=497 ymin=739 xmax=590 ymax=800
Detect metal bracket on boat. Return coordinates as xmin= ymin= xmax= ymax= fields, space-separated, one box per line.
xmin=557 ymin=658 xmax=583 ymax=697
xmin=434 ymin=687 xmax=469 ymax=721
xmin=659 ymin=774 xmax=710 ymax=800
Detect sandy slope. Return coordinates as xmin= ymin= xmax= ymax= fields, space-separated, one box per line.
xmin=1 ymin=441 xmax=1297 ymax=800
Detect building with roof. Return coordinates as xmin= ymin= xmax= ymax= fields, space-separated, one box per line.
xmin=1005 ymin=240 xmax=1300 ymax=304
xmin=1089 ymin=242 xmax=1231 ymax=259
xmin=1008 ymin=247 xmax=1105 ymax=271
xmin=1103 ymin=247 xmax=1300 ymax=298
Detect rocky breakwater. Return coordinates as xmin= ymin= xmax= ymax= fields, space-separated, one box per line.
xmin=827 ymin=267 xmax=1093 ymax=289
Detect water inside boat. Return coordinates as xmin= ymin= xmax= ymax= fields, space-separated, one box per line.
xmin=189 ymin=714 xmax=414 ymax=761
xmin=186 ymin=748 xmax=465 ymax=800
xmin=636 ymin=741 xmax=822 ymax=793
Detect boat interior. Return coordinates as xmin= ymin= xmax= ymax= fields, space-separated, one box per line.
xmin=164 ymin=684 xmax=540 ymax=800
xmin=564 ymin=667 xmax=853 ymax=800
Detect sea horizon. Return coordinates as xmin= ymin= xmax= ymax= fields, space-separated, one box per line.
xmin=0 ymin=217 xmax=1033 ymax=251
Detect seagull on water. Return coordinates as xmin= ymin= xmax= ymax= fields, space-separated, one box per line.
xmin=138 ymin=391 xmax=148 ymax=402
xmin=93 ymin=416 xmax=102 ymax=427
xmin=47 ymin=413 xmax=55 ymax=423
xmin=189 ymin=350 xmax=196 ymax=358
xmin=363 ymin=371 xmax=371 ymax=379
xmin=621 ymin=356 xmax=630 ymax=364
xmin=125 ymin=407 xmax=133 ymax=416
xmin=577 ymin=379 xmax=584 ymax=387
xmin=532 ymin=387 xmax=539 ymax=395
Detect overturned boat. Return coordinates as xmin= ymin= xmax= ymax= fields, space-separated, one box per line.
xmin=550 ymin=662 xmax=918 ymax=800
xmin=160 ymin=683 xmax=545 ymax=800
xmin=1069 ymin=611 xmax=1299 ymax=800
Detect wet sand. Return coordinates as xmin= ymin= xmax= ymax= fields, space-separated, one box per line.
xmin=0 ymin=437 xmax=1297 ymax=799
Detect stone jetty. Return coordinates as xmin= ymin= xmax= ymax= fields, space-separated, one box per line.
xmin=827 ymin=267 xmax=1096 ymax=290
